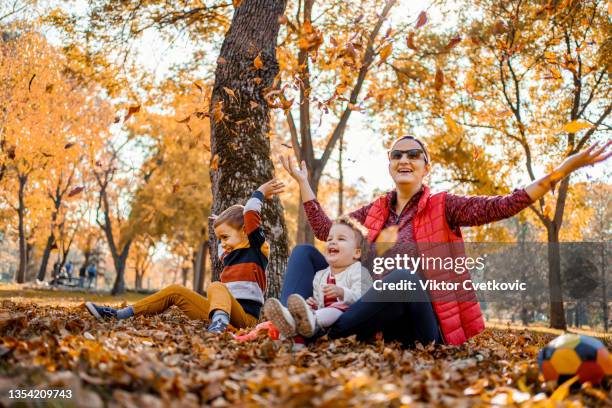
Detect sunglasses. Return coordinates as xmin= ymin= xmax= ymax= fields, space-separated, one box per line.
xmin=388 ymin=149 xmax=428 ymax=163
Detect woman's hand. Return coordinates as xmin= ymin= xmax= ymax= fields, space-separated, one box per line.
xmin=257 ymin=179 xmax=285 ymax=199
xmin=525 ymin=141 xmax=611 ymax=202
xmin=322 ymin=284 xmax=344 ymax=300
xmin=280 ymin=155 xmax=309 ymax=183
xmin=559 ymin=141 xmax=611 ymax=175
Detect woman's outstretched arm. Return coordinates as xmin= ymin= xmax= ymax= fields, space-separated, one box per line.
xmin=446 ymin=142 xmax=611 ymax=227
xmin=524 ymin=141 xmax=611 ymax=202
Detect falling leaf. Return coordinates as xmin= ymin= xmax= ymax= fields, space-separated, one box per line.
xmin=445 ymin=114 xmax=463 ymax=135
xmin=113 ymin=116 xmax=121 ymax=124
xmin=415 ymin=11 xmax=428 ymax=29
xmin=194 ymin=82 xmax=203 ymax=92
xmin=434 ymin=68 xmax=444 ymax=91
xmin=217 ymin=57 xmax=227 ymax=65
xmin=28 ymin=74 xmax=36 ymax=91
xmin=278 ymin=15 xmax=288 ymax=24
xmin=67 ymin=186 xmax=84 ymax=197
xmin=45 ymin=84 xmax=54 ymax=93
xmin=281 ymin=97 xmax=294 ymax=110
xmin=64 ymin=143 xmax=75 ymax=149
xmin=355 ymin=14 xmax=364 ymax=24
xmin=232 ymin=0 xmax=241 ymax=7
xmin=445 ymin=36 xmax=462 ymax=50
xmin=298 ymin=21 xmax=324 ymax=52
xmin=223 ymin=87 xmax=237 ymax=100
xmin=254 ymin=54 xmax=264 ymax=69
xmin=281 ymin=143 xmax=292 ymax=149
xmin=347 ymin=103 xmax=364 ymax=111
xmin=561 ymin=120 xmax=591 ymax=133
xmin=177 ymin=115 xmax=191 ymax=124
xmin=544 ymin=51 xmax=557 ymax=63
xmin=375 ymin=226 xmax=399 ymax=256
xmin=124 ymin=105 xmax=141 ymax=122
xmin=378 ymin=43 xmax=393 ymax=64
xmin=253 ymin=77 xmax=262 ymax=85
xmin=210 ymin=154 xmax=219 ymax=171
xmin=212 ymin=101 xmax=224 ymax=123
xmin=407 ymin=32 xmax=418 ymax=50
xmin=249 ymin=101 xmax=259 ymax=109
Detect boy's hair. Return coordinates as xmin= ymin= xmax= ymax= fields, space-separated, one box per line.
xmin=213 ymin=205 xmax=244 ymax=230
xmin=333 ymin=215 xmax=369 ymax=260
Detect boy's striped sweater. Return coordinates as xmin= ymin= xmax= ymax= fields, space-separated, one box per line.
xmin=219 ymin=190 xmax=269 ymax=318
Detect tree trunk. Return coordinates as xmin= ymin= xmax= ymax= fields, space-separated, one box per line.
xmin=296 ymin=173 xmax=318 ymax=244
xmin=193 ymin=240 xmax=208 ymax=294
xmin=338 ymin=133 xmax=344 ymax=216
xmin=547 ymin=224 xmax=566 ymax=329
xmin=37 ymin=233 xmax=55 ymax=282
xmin=111 ymin=243 xmax=131 ymax=295
xmin=602 ymin=243 xmax=608 ymax=332
xmin=135 ymin=270 xmax=143 ymax=290
xmin=16 ymin=174 xmax=27 ymax=283
xmin=209 ymin=0 xmax=289 ymax=298
xmin=296 ymin=201 xmax=314 ymax=244
xmin=182 ymin=266 xmax=189 ymax=287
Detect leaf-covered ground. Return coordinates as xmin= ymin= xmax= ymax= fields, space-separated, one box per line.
xmin=0 ymin=294 xmax=611 ymax=407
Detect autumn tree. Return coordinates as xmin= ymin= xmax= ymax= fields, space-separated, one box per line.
xmin=207 ymin=0 xmax=290 ymax=298
xmin=273 ymin=0 xmax=411 ymax=243
xmin=126 ymin=83 xmax=212 ymax=293
xmin=93 ymin=141 xmax=140 ymax=295
xmin=0 ymin=26 xmax=104 ymax=283
xmin=386 ymin=0 xmax=610 ymax=329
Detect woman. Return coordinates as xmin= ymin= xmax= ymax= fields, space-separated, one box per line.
xmin=280 ymin=136 xmax=610 ymax=347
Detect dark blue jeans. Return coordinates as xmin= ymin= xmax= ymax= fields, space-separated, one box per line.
xmin=280 ymin=244 xmax=443 ymax=347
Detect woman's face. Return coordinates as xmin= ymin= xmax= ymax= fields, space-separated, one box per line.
xmin=388 ymin=138 xmax=429 ymax=188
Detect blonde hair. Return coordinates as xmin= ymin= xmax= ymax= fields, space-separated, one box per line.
xmin=333 ymin=215 xmax=369 ymax=260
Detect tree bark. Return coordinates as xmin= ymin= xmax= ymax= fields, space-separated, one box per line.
xmin=602 ymin=243 xmax=608 ymax=332
xmin=111 ymin=242 xmax=131 ymax=295
xmin=338 ymin=133 xmax=344 ymax=216
xmin=193 ymin=240 xmax=209 ymax=294
xmin=546 ymin=223 xmax=566 ymax=330
xmin=16 ymin=174 xmax=27 ymax=283
xmin=296 ymin=198 xmax=314 ymax=244
xmin=135 ymin=269 xmax=143 ymax=290
xmin=37 ymin=233 xmax=55 ymax=282
xmin=209 ymin=0 xmax=289 ymax=298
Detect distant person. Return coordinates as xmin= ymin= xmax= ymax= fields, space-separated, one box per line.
xmin=78 ymin=263 xmax=87 ymax=288
xmin=65 ymin=261 xmax=74 ymax=282
xmin=51 ymin=260 xmax=61 ymax=285
xmin=86 ymin=263 xmax=97 ymax=289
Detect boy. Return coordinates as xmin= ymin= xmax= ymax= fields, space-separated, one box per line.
xmin=84 ymin=179 xmax=284 ymax=334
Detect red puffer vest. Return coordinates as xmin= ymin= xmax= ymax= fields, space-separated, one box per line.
xmin=363 ymin=185 xmax=485 ymax=345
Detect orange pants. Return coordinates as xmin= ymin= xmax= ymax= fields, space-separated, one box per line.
xmin=132 ymin=282 xmax=258 ymax=329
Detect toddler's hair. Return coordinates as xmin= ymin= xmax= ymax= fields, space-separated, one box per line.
xmin=333 ymin=215 xmax=369 ymax=260
xmin=213 ymin=205 xmax=244 ymax=230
